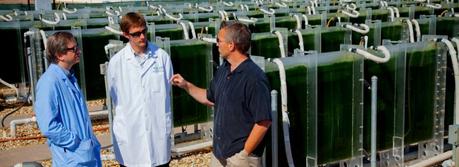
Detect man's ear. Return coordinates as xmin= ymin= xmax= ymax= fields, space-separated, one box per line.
xmin=122 ymin=32 xmax=130 ymax=39
xmin=228 ymin=42 xmax=236 ymax=51
xmin=55 ymin=53 xmax=64 ymax=62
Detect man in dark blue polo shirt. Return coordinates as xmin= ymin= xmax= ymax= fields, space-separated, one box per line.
xmin=171 ymin=21 xmax=272 ymax=167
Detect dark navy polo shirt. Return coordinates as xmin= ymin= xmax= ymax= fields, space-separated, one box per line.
xmin=207 ymin=58 xmax=272 ymax=159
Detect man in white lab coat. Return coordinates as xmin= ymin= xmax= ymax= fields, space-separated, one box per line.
xmin=107 ymin=12 xmax=174 ymax=167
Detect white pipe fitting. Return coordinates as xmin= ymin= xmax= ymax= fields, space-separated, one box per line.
xmin=404 ymin=19 xmax=415 ymax=43
xmin=40 ymin=30 xmax=47 ymax=51
xmin=63 ymin=7 xmax=77 ymax=14
xmin=273 ymin=30 xmax=286 ymax=58
xmin=302 ymin=14 xmax=309 ymax=26
xmin=104 ymin=43 xmax=124 ymax=55
xmin=179 ymin=21 xmax=190 ymax=40
xmin=349 ymin=46 xmax=391 ymax=63
xmin=411 ymin=19 xmax=421 ymax=42
xmin=346 ymin=3 xmax=357 ymax=11
xmin=426 ymin=3 xmax=442 ymax=9
xmin=344 ymin=23 xmax=370 ymax=34
xmin=198 ymin=5 xmax=213 ymax=12
xmin=105 ymin=26 xmax=123 ymax=35
xmin=387 ymin=7 xmax=395 ymax=22
xmin=275 ymin=2 xmax=288 ymax=8
xmin=163 ymin=10 xmax=183 ymax=21
xmin=293 ymin=14 xmax=301 ymax=30
xmin=0 ymin=78 xmax=19 ymax=98
xmin=407 ymin=150 xmax=452 ymax=167
xmin=294 ymin=30 xmax=304 ymax=51
xmin=342 ymin=9 xmax=360 ymax=18
xmin=187 ymin=21 xmax=197 ymax=39
xmin=260 ymin=8 xmax=275 ymax=15
xmin=39 ymin=13 xmax=60 ymax=25
xmin=10 ymin=117 xmax=36 ymax=138
xmin=223 ymin=1 xmax=233 ymax=7
xmin=0 ymin=14 xmax=13 ymax=22
xmin=238 ymin=17 xmax=258 ymax=24
xmin=201 ymin=37 xmax=217 ymax=43
xmin=272 ymin=58 xmax=295 ymax=167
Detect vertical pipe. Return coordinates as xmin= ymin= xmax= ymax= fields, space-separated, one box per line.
xmin=371 ymin=76 xmax=378 ymax=167
xmin=271 ymin=90 xmax=278 ymax=167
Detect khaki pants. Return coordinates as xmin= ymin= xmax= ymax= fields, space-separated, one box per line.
xmin=211 ymin=150 xmax=262 ymax=167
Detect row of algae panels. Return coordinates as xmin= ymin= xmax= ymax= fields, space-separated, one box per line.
xmin=264 ymin=40 xmax=450 ymax=165
xmin=0 ymin=2 xmax=457 ymax=165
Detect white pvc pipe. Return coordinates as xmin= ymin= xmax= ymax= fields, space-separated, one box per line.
xmin=411 ymin=19 xmax=421 ymax=42
xmin=272 ymin=58 xmax=295 ymax=167
xmin=311 ymin=5 xmax=316 ymax=15
xmin=187 ymin=21 xmax=197 ymax=39
xmin=10 ymin=117 xmax=36 ymax=137
xmin=388 ymin=7 xmax=395 ymax=22
xmin=344 ymin=23 xmax=370 ymax=34
xmin=407 ymin=150 xmax=452 ymax=167
xmin=61 ymin=13 xmax=67 ymax=21
xmin=364 ymin=35 xmax=368 ymax=49
xmin=105 ymin=26 xmax=123 ymax=35
xmin=294 ymin=29 xmax=304 ymax=51
xmin=350 ymin=46 xmax=391 ymax=63
xmin=223 ymin=1 xmax=233 ymax=7
xmin=0 ymin=14 xmax=12 ymax=22
xmin=404 ymin=19 xmax=415 ymax=43
xmin=394 ymin=6 xmax=400 ymax=18
xmin=426 ymin=3 xmax=442 ymax=9
xmin=0 ymin=78 xmax=19 ymax=98
xmin=342 ymin=9 xmax=360 ymax=18
xmin=104 ymin=43 xmax=123 ymax=55
xmin=293 ymin=14 xmax=301 ymax=30
xmin=275 ymin=2 xmax=288 ymax=8
xmin=162 ymin=8 xmax=183 ymax=21
xmin=63 ymin=8 xmax=77 ymax=14
xmin=447 ymin=38 xmax=459 ymax=124
xmin=39 ymin=13 xmax=60 ymax=25
xmin=302 ymin=14 xmax=309 ymax=26
xmin=346 ymin=3 xmax=357 ymax=11
xmin=370 ymin=76 xmax=378 ymax=167
xmin=201 ymin=37 xmax=217 ymax=43
xmin=273 ymin=30 xmax=286 ymax=58
xmin=244 ymin=5 xmax=249 ymax=12
xmin=238 ymin=17 xmax=257 ymax=24
xmin=39 ymin=30 xmax=47 ymax=51
xmin=307 ymin=6 xmax=313 ymax=15
xmin=179 ymin=21 xmax=190 ymax=40
xmin=260 ymin=8 xmax=275 ymax=15
xmin=198 ymin=5 xmax=213 ymax=12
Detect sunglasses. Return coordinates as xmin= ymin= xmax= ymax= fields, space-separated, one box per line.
xmin=66 ymin=46 xmax=79 ymax=53
xmin=129 ymin=28 xmax=147 ymax=38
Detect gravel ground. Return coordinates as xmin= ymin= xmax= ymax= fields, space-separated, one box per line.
xmin=1 ymin=86 xmax=212 ymax=166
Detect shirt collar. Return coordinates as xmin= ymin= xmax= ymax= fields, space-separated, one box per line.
xmin=127 ymin=41 xmax=158 ymax=60
xmin=223 ymin=58 xmax=252 ymax=74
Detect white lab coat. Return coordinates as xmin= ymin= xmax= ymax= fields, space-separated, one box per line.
xmin=107 ymin=42 xmax=173 ymax=167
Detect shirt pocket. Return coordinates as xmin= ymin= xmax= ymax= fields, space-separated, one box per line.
xmin=150 ymin=70 xmax=164 ymax=93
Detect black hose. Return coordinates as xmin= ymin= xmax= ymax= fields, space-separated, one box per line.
xmin=1 ymin=102 xmax=26 ymax=128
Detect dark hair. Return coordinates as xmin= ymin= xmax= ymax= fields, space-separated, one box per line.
xmin=46 ymin=31 xmax=75 ymax=63
xmin=120 ymin=12 xmax=147 ymax=33
xmin=220 ymin=21 xmax=252 ymax=54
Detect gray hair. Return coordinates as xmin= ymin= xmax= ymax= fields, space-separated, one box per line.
xmin=220 ymin=21 xmax=251 ymax=54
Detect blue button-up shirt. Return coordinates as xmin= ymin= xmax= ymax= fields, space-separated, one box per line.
xmin=34 ymin=63 xmax=101 ymax=167
xmin=207 ymin=58 xmax=272 ymax=159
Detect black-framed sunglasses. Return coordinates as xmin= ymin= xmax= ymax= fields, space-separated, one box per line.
xmin=66 ymin=46 xmax=79 ymax=53
xmin=129 ymin=28 xmax=148 ymax=38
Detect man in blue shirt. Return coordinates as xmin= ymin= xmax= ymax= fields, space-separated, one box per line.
xmin=34 ymin=32 xmax=102 ymax=167
xmin=171 ymin=21 xmax=272 ymax=167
